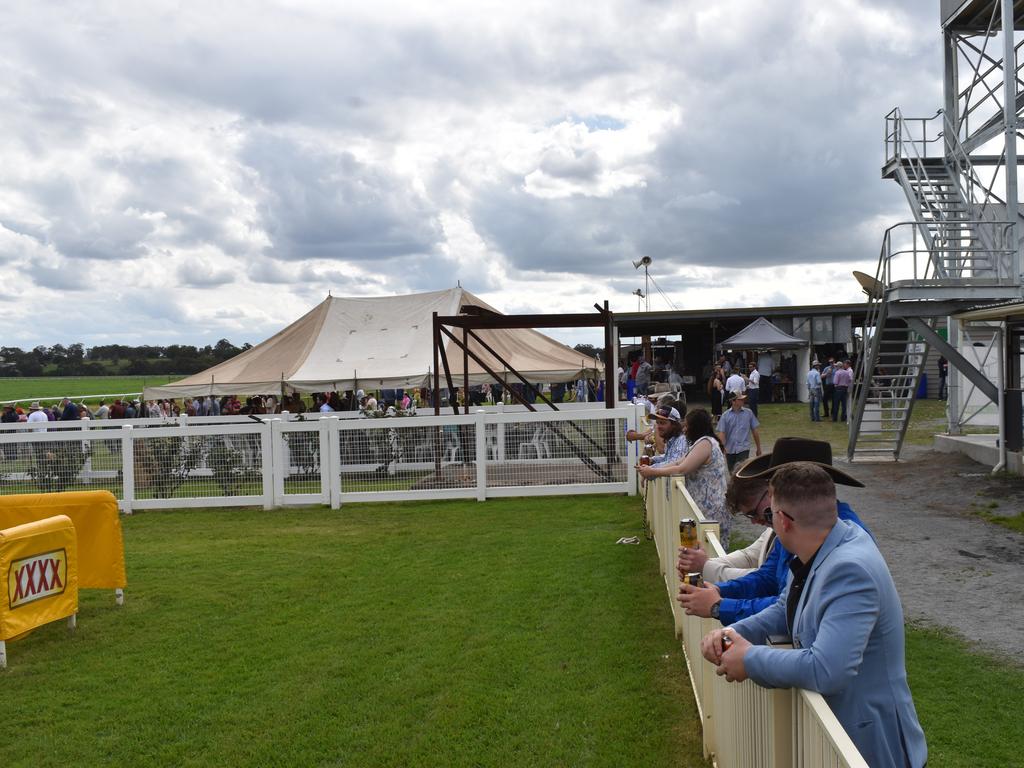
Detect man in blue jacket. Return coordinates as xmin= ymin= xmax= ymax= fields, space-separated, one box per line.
xmin=678 ymin=437 xmax=868 ymax=625
xmin=702 ymin=463 xmax=927 ymax=768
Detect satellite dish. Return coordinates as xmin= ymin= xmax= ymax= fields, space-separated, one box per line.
xmin=853 ymin=270 xmax=883 ymax=300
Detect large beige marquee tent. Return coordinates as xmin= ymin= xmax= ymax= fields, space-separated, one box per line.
xmin=144 ymin=288 xmax=602 ymax=399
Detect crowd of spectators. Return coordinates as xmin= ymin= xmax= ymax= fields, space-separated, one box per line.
xmin=0 ymin=387 xmax=434 ymax=425
xmin=631 ymin=398 xmax=927 ymax=766
xmin=0 ymin=378 xmax=613 ymax=427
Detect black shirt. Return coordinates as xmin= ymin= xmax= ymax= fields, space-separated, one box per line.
xmin=786 ymin=547 xmax=821 ymax=635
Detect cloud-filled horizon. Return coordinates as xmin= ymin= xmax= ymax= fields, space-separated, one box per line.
xmin=0 ymin=0 xmax=940 ymax=349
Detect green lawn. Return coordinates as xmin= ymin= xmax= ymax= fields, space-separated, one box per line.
xmin=0 ymin=497 xmax=705 ymax=768
xmin=745 ymin=398 xmax=954 ymax=456
xmin=2 ymin=496 xmax=1020 ymax=766
xmin=0 ymin=375 xmax=182 ymax=404
xmin=905 ymin=625 xmax=1024 ymax=767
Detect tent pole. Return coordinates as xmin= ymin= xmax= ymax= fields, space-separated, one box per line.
xmin=463 ymin=325 xmax=469 ymax=415
xmin=433 ymin=312 xmax=441 ymax=415
xmin=437 ymin=335 xmax=459 ymax=416
xmin=603 ymin=300 xmax=615 ymax=409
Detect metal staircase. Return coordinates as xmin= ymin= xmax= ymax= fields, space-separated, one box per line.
xmin=848 ymin=229 xmax=932 ymax=461
xmin=848 ymin=108 xmax=1018 ymax=462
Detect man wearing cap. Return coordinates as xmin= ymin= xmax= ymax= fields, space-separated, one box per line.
xmin=701 ymin=462 xmax=927 ymax=768
xmin=649 ymin=405 xmax=688 ymax=468
xmin=678 ymin=472 xmax=776 ymax=583
xmin=626 ymin=393 xmax=681 ymax=455
xmin=678 ymin=438 xmax=869 ymax=626
xmin=715 ymin=392 xmax=761 ymax=471
xmin=806 ymin=361 xmax=823 ymax=422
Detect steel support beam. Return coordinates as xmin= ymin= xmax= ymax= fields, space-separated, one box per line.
xmin=439 ymin=312 xmax=610 ymax=329
xmin=1005 ymin=323 xmax=1023 ymax=451
xmin=433 ymin=305 xmax=612 ymax=410
xmin=439 ymin=326 xmax=540 ymax=412
xmin=906 ymin=317 xmax=999 ymax=401
xmin=1002 ymin=0 xmax=1022 ymax=282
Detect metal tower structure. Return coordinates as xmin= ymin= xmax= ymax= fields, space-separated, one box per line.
xmin=848 ymin=0 xmax=1024 ymax=461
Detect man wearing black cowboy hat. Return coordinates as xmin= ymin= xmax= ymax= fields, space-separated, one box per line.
xmin=678 ymin=437 xmax=872 ymax=626
xmin=702 ymin=462 xmax=927 ymax=768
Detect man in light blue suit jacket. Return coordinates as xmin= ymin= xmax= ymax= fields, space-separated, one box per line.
xmin=702 ymin=462 xmax=927 ymax=768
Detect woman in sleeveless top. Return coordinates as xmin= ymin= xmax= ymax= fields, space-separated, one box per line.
xmin=708 ymin=368 xmax=724 ymax=420
xmin=636 ymin=408 xmax=731 ymax=547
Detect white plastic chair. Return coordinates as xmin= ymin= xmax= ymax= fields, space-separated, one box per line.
xmin=518 ymin=426 xmax=552 ymax=459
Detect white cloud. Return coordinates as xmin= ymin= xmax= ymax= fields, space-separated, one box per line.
xmin=0 ymin=0 xmax=943 ymax=349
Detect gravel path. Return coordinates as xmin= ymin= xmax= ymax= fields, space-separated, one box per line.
xmin=833 ymin=447 xmax=1024 ymax=661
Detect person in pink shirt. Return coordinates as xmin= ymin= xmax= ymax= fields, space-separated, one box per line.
xmin=831 ymin=360 xmax=854 ymax=422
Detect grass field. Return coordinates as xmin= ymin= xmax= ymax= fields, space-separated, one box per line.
xmin=0 ymin=375 xmax=182 ymax=404
xmin=905 ymin=624 xmax=1024 ymax=767
xmin=0 ymin=498 xmax=704 ymax=768
xmin=2 ymin=497 xmax=1021 ymax=766
xmin=734 ymin=397 xmax=957 ymax=456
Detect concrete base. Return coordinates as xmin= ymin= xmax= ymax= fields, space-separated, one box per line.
xmin=932 ymin=433 xmax=1024 ymax=475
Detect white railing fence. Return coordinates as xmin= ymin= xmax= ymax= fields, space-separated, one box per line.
xmin=643 ymin=476 xmax=869 ymax=768
xmin=0 ymin=406 xmax=638 ymax=512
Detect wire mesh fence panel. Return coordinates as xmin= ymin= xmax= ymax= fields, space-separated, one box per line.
xmin=0 ymin=433 xmax=123 ymax=498
xmin=133 ymin=428 xmax=264 ymax=500
xmin=339 ymin=419 xmax=478 ymax=494
xmin=486 ymin=413 xmax=628 ymax=489
xmin=280 ymin=425 xmax=322 ymax=496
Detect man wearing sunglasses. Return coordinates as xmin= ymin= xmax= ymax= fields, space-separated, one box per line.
xmin=678 ymin=478 xmax=774 ymax=584
xmin=678 ymin=437 xmax=869 ymax=625
xmin=701 ymin=463 xmax=927 ymax=768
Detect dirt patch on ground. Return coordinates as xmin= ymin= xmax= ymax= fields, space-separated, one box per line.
xmin=831 ymin=447 xmax=1024 ymax=661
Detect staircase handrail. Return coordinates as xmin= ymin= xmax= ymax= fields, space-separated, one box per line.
xmin=877 ymin=220 xmax=1014 ymax=288
xmin=889 ymin=108 xmax=1018 ymax=281
xmin=885 ymin=109 xmax=963 ymax=277
xmin=884 ymin=108 xmax=944 ymax=164
xmin=848 ymin=230 xmax=889 ymax=459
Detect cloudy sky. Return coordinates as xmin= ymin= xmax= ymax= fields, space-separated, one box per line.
xmin=0 ymin=0 xmax=940 ymax=349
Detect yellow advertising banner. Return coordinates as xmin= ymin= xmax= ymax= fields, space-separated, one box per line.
xmin=0 ymin=491 xmax=125 ymax=589
xmin=0 ymin=515 xmax=78 ymax=641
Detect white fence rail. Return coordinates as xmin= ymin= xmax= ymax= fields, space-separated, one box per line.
xmin=0 ymin=407 xmax=637 ymax=512
xmin=644 ymin=476 xmax=869 ymax=768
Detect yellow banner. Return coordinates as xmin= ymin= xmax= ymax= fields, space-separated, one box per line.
xmin=1 ymin=515 xmax=78 ymax=641
xmin=0 ymin=491 xmax=125 ymax=589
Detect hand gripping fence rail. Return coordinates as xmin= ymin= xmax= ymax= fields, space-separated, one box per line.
xmin=0 ymin=406 xmax=639 ymax=512
xmin=643 ymin=475 xmax=870 ymax=768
